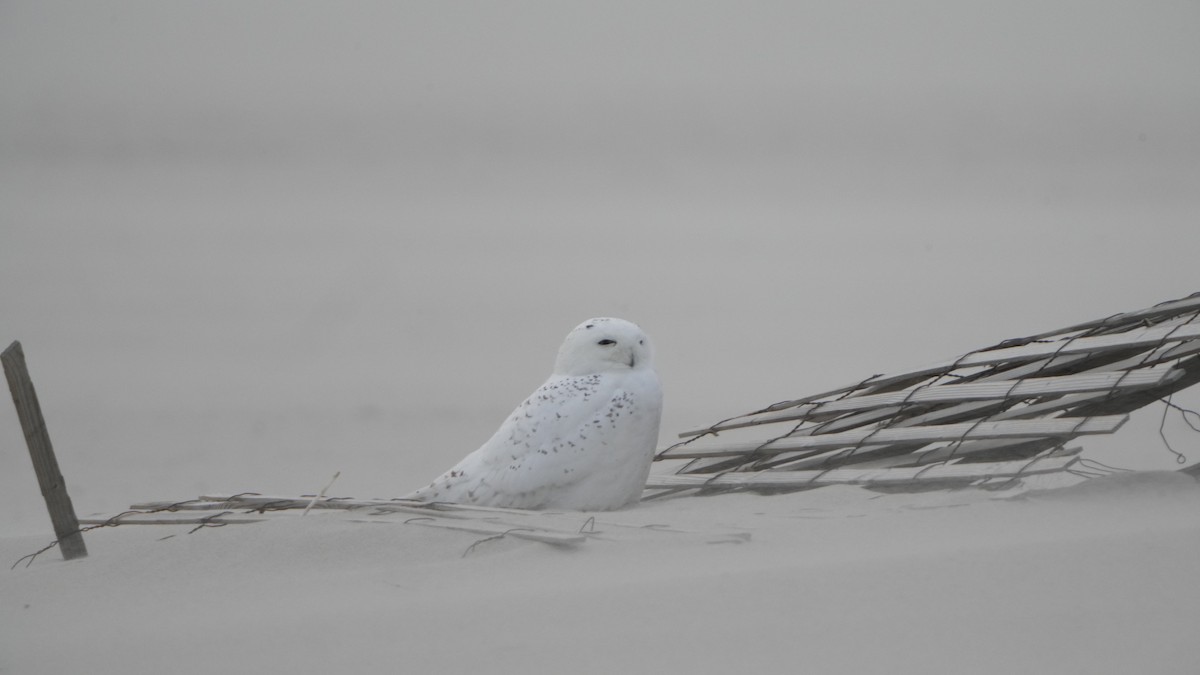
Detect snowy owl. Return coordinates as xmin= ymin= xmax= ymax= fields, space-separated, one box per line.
xmin=405 ymin=317 xmax=662 ymax=511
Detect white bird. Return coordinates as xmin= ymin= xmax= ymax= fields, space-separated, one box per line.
xmin=405 ymin=317 xmax=662 ymax=510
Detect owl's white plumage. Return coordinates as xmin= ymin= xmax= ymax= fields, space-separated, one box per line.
xmin=405 ymin=317 xmax=662 ymax=511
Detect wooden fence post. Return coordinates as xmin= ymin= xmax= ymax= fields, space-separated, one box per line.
xmin=2 ymin=341 xmax=88 ymax=561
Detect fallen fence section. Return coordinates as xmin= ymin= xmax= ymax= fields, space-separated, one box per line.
xmin=63 ymin=492 xmax=758 ymax=558
xmin=651 ymin=292 xmax=1200 ymax=496
xmin=79 ymin=494 xmax=590 ymax=548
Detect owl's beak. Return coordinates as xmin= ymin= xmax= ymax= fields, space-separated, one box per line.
xmin=628 ymin=354 xmax=636 ymax=368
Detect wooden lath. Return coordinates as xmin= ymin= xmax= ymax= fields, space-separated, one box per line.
xmin=68 ymin=494 xmax=751 ymax=553
xmin=664 ymin=416 xmax=1129 ymax=459
xmin=80 ymin=494 xmax=592 ymax=548
xmin=645 ymin=452 xmax=1082 ymax=490
xmin=651 ymin=292 xmax=1200 ymax=494
xmin=693 ymin=365 xmax=1181 ymax=433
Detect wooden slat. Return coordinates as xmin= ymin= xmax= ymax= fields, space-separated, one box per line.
xmin=1069 ymin=353 xmax=1200 ymax=419
xmin=1005 ymin=293 xmax=1200 ymax=345
xmin=924 ymin=323 xmax=1200 ymax=374
xmin=1099 ymin=338 xmax=1200 ymax=372
xmin=660 ymin=415 xmax=1127 ymax=459
xmin=643 ymin=455 xmax=1078 ymax=489
xmin=819 ymin=444 xmax=1084 ymax=473
xmin=184 ymin=494 xmax=542 ymax=517
xmin=129 ymin=500 xmax=240 ymax=511
xmin=105 ymin=498 xmax=587 ymax=547
xmin=81 ymin=510 xmax=585 ymax=546
xmin=136 ymin=496 xmax=480 ymax=520
xmin=699 ymin=366 xmax=1179 ymax=432
xmin=130 ymin=496 xmax=475 ymax=521
xmin=879 ymin=437 xmax=1057 ymax=466
xmin=842 ymin=323 xmax=1200 ymax=395
xmin=79 ymin=514 xmax=262 ymax=526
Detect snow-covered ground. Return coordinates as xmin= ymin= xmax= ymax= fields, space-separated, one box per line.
xmin=3 ymin=1 xmax=1200 ymax=672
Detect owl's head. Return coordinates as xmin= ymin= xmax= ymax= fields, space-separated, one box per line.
xmin=553 ymin=317 xmax=655 ymax=376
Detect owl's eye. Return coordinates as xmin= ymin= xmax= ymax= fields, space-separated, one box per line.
xmin=597 ymin=339 xmax=617 ymax=346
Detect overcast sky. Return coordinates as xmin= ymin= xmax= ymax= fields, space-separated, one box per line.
xmin=3 ymin=1 xmax=1198 ymax=161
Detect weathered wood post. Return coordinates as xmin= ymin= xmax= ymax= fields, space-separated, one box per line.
xmin=2 ymin=341 xmax=88 ymax=561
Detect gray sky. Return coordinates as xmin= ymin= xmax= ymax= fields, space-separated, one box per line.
xmin=3 ymin=1 xmax=1198 ymax=161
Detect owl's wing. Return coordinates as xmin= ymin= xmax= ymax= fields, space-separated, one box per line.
xmin=405 ymin=372 xmax=633 ymax=508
